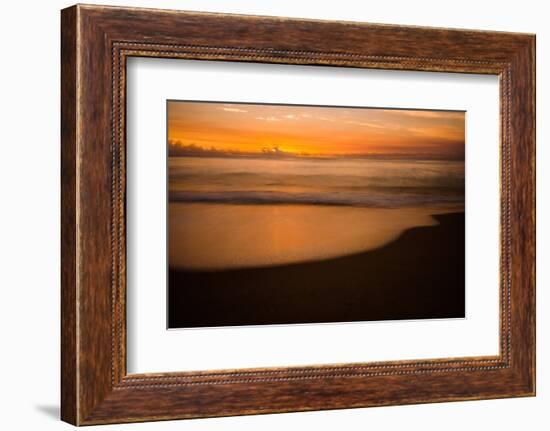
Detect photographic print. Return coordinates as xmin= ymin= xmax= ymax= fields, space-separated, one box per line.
xmin=167 ymin=101 xmax=465 ymax=328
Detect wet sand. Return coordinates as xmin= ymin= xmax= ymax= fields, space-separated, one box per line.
xmin=168 ymin=212 xmax=465 ymax=328
xmin=169 ymin=203 xmax=455 ymax=270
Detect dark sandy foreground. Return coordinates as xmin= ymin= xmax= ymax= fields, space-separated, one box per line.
xmin=168 ymin=212 xmax=465 ymax=328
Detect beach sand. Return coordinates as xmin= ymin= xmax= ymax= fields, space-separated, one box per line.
xmin=168 ymin=211 xmax=465 ymax=328
xmin=169 ymin=203 xmax=456 ymax=270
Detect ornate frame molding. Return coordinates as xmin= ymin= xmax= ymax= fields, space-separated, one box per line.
xmin=61 ymin=5 xmax=535 ymax=425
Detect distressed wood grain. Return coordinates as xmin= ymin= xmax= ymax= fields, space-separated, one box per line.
xmin=61 ymin=4 xmax=535 ymax=425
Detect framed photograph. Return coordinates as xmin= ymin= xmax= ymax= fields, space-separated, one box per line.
xmin=61 ymin=4 xmax=535 ymax=425
xmin=166 ymin=100 xmax=466 ymax=329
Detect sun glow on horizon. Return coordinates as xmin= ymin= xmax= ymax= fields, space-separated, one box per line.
xmin=168 ymin=101 xmax=465 ymax=159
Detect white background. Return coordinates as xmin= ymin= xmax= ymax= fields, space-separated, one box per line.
xmin=127 ymin=59 xmax=500 ymax=373
xmin=0 ymin=0 xmax=547 ymax=430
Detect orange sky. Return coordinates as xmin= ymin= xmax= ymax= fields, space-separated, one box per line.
xmin=168 ymin=101 xmax=465 ymax=159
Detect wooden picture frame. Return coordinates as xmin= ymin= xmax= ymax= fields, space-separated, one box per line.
xmin=61 ymin=4 xmax=535 ymax=425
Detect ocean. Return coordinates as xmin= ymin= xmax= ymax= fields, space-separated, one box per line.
xmin=168 ymin=156 xmax=464 ymax=209
xmin=168 ymin=156 xmax=464 ymax=270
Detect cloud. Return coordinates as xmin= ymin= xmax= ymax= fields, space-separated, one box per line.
xmin=315 ymin=116 xmax=336 ymax=122
xmin=256 ymin=114 xmax=298 ymax=121
xmin=220 ymin=107 xmax=248 ymax=113
xmin=168 ymin=141 xmax=298 ymax=159
xmin=396 ymin=110 xmax=464 ymax=120
xmin=256 ymin=116 xmax=281 ymax=122
xmin=344 ymin=120 xmax=385 ymax=129
xmin=168 ymin=142 xmax=241 ymax=157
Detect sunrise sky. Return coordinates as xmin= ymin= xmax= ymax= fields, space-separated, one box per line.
xmin=167 ymin=101 xmax=465 ymax=159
